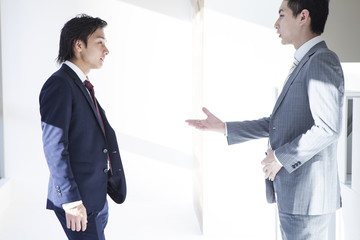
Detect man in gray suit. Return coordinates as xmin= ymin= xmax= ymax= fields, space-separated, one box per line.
xmin=186 ymin=0 xmax=344 ymax=239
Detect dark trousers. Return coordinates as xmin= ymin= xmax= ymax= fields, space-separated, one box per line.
xmin=54 ymin=200 xmax=109 ymax=240
xmin=279 ymin=211 xmax=334 ymax=240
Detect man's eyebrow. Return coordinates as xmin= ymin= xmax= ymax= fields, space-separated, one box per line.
xmin=96 ymin=35 xmax=107 ymax=41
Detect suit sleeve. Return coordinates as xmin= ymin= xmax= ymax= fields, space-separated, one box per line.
xmin=275 ymin=51 xmax=345 ymax=173
xmin=40 ymin=76 xmax=82 ymax=205
xmin=226 ymin=117 xmax=270 ymax=145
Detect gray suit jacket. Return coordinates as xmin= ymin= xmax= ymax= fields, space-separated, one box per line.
xmin=227 ymin=41 xmax=344 ymax=215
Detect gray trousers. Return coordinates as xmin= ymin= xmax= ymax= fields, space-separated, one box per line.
xmin=279 ymin=211 xmax=335 ymax=240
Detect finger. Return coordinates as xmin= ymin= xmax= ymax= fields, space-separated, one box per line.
xmin=81 ymin=212 xmax=88 ymax=232
xmin=269 ymin=172 xmax=275 ymax=181
xmin=185 ymin=119 xmax=197 ymax=125
xmin=71 ymin=218 xmax=76 ymax=231
xmin=186 ymin=120 xmax=203 ymax=127
xmin=202 ymin=107 xmax=212 ymax=117
xmin=82 ymin=219 xmax=87 ymax=232
xmin=76 ymin=219 xmax=82 ymax=232
xmin=263 ymin=167 xmax=270 ymax=179
xmin=66 ymin=215 xmax=71 ymax=229
xmin=80 ymin=205 xmax=87 ymax=231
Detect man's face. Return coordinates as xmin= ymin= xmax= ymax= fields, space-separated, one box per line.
xmin=79 ymin=28 xmax=109 ymax=72
xmin=274 ymin=1 xmax=299 ymax=46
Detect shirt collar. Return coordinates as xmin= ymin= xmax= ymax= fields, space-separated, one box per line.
xmin=294 ymin=36 xmax=324 ymax=62
xmin=64 ymin=60 xmax=87 ymax=82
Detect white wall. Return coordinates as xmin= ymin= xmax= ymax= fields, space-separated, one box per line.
xmin=0 ymin=0 xmax=194 ymax=239
xmin=198 ymin=0 xmax=290 ymax=238
xmin=323 ymin=0 xmax=360 ymax=62
xmin=0 ymin=0 xmax=4 ymax=179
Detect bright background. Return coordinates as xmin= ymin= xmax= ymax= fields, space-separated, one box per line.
xmin=1 ymin=0 xmax=360 ymax=239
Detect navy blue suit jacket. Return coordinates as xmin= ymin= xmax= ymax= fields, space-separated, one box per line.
xmin=40 ymin=64 xmax=126 ymax=213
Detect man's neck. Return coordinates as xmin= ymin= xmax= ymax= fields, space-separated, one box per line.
xmin=294 ymin=32 xmax=320 ymax=50
xmin=69 ymin=59 xmax=90 ymax=75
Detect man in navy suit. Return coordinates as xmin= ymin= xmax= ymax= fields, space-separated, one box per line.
xmin=186 ymin=0 xmax=344 ymax=239
xmin=40 ymin=14 xmax=126 ymax=240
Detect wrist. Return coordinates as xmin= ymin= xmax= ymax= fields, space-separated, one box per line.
xmin=62 ymin=200 xmax=83 ymax=211
xmin=273 ymin=151 xmax=283 ymax=167
xmin=222 ymin=122 xmax=227 ymax=136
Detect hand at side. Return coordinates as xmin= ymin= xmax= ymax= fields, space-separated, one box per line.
xmin=261 ymin=149 xmax=282 ymax=181
xmin=65 ymin=203 xmax=88 ymax=232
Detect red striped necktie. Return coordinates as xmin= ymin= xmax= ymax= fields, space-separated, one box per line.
xmin=84 ymin=79 xmax=113 ymax=175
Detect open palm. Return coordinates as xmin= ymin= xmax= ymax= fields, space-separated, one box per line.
xmin=185 ymin=107 xmax=225 ymax=134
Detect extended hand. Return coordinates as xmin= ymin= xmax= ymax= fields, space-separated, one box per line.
xmin=185 ymin=107 xmax=226 ymax=134
xmin=65 ymin=203 xmax=88 ymax=232
xmin=261 ymin=149 xmax=282 ymax=181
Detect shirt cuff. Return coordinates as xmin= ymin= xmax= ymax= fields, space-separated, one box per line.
xmin=224 ymin=122 xmax=228 ymax=136
xmin=62 ymin=200 xmax=83 ymax=210
xmin=273 ymin=150 xmax=283 ymax=167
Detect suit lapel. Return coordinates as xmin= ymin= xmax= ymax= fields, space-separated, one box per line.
xmin=271 ymin=42 xmax=326 ymax=116
xmin=272 ymin=59 xmax=306 ymax=115
xmin=62 ymin=65 xmax=106 ymax=136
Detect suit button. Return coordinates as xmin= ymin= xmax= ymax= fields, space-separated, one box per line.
xmin=103 ymin=148 xmax=108 ymax=154
xmin=103 ymin=168 xmax=109 ymax=173
xmin=292 ymin=165 xmax=296 ymax=169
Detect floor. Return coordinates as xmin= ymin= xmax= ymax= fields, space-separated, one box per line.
xmin=0 ymin=150 xmax=204 ymax=240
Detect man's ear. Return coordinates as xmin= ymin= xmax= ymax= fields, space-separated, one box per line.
xmin=73 ymin=39 xmax=84 ymax=53
xmin=299 ymin=9 xmax=310 ymax=25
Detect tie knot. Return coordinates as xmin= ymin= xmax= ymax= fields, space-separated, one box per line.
xmin=84 ymin=80 xmax=94 ymax=92
xmin=293 ymin=59 xmax=299 ymax=67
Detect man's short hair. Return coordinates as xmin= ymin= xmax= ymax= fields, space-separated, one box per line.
xmin=287 ymin=0 xmax=329 ymax=34
xmin=57 ymin=14 xmax=107 ymax=64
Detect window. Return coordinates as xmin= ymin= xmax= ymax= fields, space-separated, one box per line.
xmin=346 ymin=98 xmax=353 ymax=186
xmin=343 ymin=92 xmax=360 ymax=187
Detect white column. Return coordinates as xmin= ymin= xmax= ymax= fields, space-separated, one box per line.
xmin=351 ymin=98 xmax=360 ymax=191
xmin=190 ymin=0 xmax=205 ymax=232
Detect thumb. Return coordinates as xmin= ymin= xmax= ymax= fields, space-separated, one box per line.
xmin=202 ymin=107 xmax=213 ymax=117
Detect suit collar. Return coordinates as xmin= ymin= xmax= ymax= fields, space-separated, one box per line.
xmin=295 ymin=36 xmax=324 ymax=62
xmin=64 ymin=61 xmax=87 ymax=82
xmin=271 ymin=41 xmax=327 ymax=116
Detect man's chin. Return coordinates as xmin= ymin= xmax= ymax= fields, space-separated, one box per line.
xmin=281 ymin=40 xmax=291 ymax=46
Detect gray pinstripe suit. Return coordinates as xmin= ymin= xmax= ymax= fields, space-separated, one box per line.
xmin=226 ymin=41 xmax=344 ymax=237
